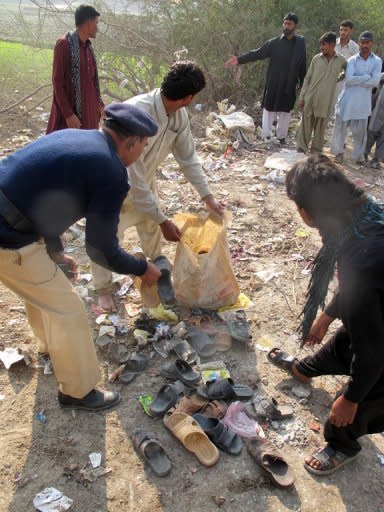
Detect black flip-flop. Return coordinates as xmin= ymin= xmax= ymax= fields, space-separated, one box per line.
xmin=133 ymin=429 xmax=171 ymax=477
xmin=119 ymin=353 xmax=150 ymax=384
xmin=172 ymin=339 xmax=198 ymax=365
xmin=149 ymin=381 xmax=185 ymax=418
xmin=160 ymin=359 xmax=200 ymax=386
xmin=153 ymin=256 xmax=176 ymax=305
xmin=267 ymin=347 xmax=298 ymax=377
xmin=193 ymin=414 xmax=243 ymax=455
xmin=197 ymin=378 xmax=253 ymax=401
xmin=227 ymin=310 xmax=252 ymax=344
xmin=187 ymin=327 xmax=216 ymax=358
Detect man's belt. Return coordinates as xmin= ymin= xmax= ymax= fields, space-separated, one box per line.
xmin=0 ymin=189 xmax=34 ymax=233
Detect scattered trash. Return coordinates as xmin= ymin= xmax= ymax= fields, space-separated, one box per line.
xmin=138 ymin=394 xmax=154 ymax=416
xmin=89 ymin=452 xmax=102 ymax=468
xmin=211 ymin=495 xmax=226 ymax=507
xmin=260 ymin=169 xmax=286 ymax=184
xmin=0 ymin=347 xmax=25 ymax=369
xmin=33 ymin=487 xmax=73 ymax=511
xmin=217 ymin=292 xmax=254 ymax=312
xmin=295 ymin=227 xmax=311 ymax=238
xmin=255 ymin=268 xmax=282 ymax=283
xmin=377 ymin=453 xmax=384 ymax=466
xmin=255 ymin=335 xmax=274 ymax=352
xmin=133 ymin=329 xmax=151 ymax=347
xmin=218 ymin=111 xmax=255 ymax=132
xmin=98 ymin=325 xmax=116 ymax=338
xmin=35 ymin=412 xmax=47 ymax=424
xmin=124 ymin=303 xmax=141 ymax=318
xmin=196 ymin=360 xmax=231 ymax=384
xmin=145 ymin=304 xmax=178 ymax=323
xmin=223 ymin=401 xmax=265 ymax=440
xmin=95 ymin=313 xmax=110 ymax=325
xmin=108 ymin=364 xmax=125 ymax=383
xmin=264 ymin=149 xmax=307 ymax=171
xmin=309 ymin=422 xmax=321 ymax=433
xmin=80 ymin=465 xmax=112 ymax=483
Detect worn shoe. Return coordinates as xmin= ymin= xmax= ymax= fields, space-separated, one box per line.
xmin=334 ymin=153 xmax=344 ymax=164
xmin=278 ymin=138 xmax=286 ymax=145
xmin=58 ymin=388 xmax=121 ymax=411
xmin=370 ymin=158 xmax=381 ymax=169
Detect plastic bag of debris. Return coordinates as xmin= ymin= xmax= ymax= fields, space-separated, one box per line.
xmin=173 ymin=212 xmax=239 ymax=309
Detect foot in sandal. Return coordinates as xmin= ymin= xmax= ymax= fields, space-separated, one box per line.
xmin=304 ymin=444 xmax=358 ymax=476
xmin=267 ymin=347 xmax=311 ymax=383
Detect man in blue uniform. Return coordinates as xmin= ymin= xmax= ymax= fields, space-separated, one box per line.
xmin=0 ymin=103 xmax=160 ymax=411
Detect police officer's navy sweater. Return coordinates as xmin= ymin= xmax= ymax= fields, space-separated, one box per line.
xmin=0 ymin=129 xmax=147 ymax=276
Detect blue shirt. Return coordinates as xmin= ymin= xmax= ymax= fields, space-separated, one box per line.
xmin=0 ymin=129 xmax=147 ymax=276
xmin=336 ymin=52 xmax=382 ymax=121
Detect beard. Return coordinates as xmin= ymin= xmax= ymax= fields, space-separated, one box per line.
xmin=283 ymin=27 xmax=294 ymax=36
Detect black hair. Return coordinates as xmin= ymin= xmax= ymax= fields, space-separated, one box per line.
xmin=75 ymin=5 xmax=100 ymax=27
xmin=286 ymin=154 xmax=365 ymax=232
xmin=160 ymin=61 xmax=206 ymax=100
xmin=284 ymin=12 xmax=299 ymax=25
xmin=340 ymin=19 xmax=353 ymax=29
xmin=319 ymin=31 xmax=337 ymax=44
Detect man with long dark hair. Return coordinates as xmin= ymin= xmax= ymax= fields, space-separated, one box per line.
xmin=268 ymin=154 xmax=384 ymax=475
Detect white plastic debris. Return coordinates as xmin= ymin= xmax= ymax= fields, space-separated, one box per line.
xmin=98 ymin=325 xmax=116 ymax=338
xmin=89 ymin=452 xmax=102 ymax=468
xmin=255 ymin=269 xmax=282 ymax=283
xmin=0 ymin=347 xmax=25 ymax=369
xmin=33 ymin=487 xmax=73 ymax=511
xmin=218 ymin=111 xmax=255 ymax=132
xmin=264 ymin=149 xmax=307 ymax=171
xmin=377 ymin=453 xmax=384 ymax=466
xmin=292 ymin=385 xmax=311 ymax=399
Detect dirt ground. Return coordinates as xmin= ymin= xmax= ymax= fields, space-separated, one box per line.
xmin=0 ymin=111 xmax=384 ymax=512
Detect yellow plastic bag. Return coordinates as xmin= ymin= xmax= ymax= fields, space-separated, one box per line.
xmin=173 ymin=212 xmax=239 ymax=309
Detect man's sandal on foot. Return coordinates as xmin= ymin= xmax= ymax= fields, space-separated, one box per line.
xmin=304 ymin=444 xmax=358 ymax=476
xmin=267 ymin=348 xmax=301 ymax=378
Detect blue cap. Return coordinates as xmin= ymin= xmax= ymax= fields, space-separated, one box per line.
xmin=359 ymin=31 xmax=374 ymax=41
xmin=104 ymin=103 xmax=158 ymax=137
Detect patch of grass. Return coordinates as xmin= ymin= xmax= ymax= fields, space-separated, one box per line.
xmin=0 ymin=40 xmax=52 ymax=104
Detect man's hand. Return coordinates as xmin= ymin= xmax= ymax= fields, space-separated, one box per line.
xmin=225 ymin=55 xmax=238 ymax=68
xmin=66 ymin=114 xmax=81 ymax=129
xmin=140 ymin=261 xmax=161 ymax=286
xmin=304 ymin=311 xmax=334 ymax=346
xmin=298 ymin=99 xmax=305 ymax=110
xmin=329 ymin=395 xmax=358 ymax=427
xmin=160 ymin=220 xmax=182 ymax=242
xmin=49 ymin=251 xmax=79 ymax=280
xmin=203 ymin=194 xmax=225 ymax=217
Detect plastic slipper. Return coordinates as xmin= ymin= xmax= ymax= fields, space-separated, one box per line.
xmin=172 ymin=339 xmax=199 ymax=365
xmin=133 ymin=429 xmax=171 ymax=477
xmin=215 ymin=325 xmax=232 ymax=352
xmin=201 ymin=400 xmax=227 ymax=419
xmin=118 ymin=353 xmax=150 ymax=384
xmin=153 ymin=256 xmax=176 ymax=305
xmin=163 ymin=411 xmax=219 ymax=467
xmin=304 ymin=445 xmax=358 ymax=476
xmin=160 ymin=359 xmax=200 ymax=386
xmin=193 ymin=413 xmax=243 ymax=455
xmin=246 ymin=438 xmax=295 ymax=488
xmin=173 ymin=394 xmax=208 ymax=415
xmin=197 ymin=378 xmax=253 ymax=400
xmin=149 ymin=381 xmax=185 ymax=418
xmin=227 ymin=310 xmax=252 ymax=344
xmin=187 ymin=327 xmax=216 ymax=358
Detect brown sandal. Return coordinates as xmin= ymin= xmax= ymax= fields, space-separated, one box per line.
xmin=201 ymin=400 xmax=228 ymax=419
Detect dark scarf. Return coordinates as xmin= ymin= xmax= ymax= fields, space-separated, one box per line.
xmin=66 ymin=31 xmax=102 ymax=120
xmin=299 ymin=196 xmax=384 ymax=345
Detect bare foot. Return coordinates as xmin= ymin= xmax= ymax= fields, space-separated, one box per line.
xmin=97 ymin=293 xmax=117 ymax=312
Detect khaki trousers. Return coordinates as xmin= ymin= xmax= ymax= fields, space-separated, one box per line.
xmin=296 ymin=113 xmax=328 ymax=153
xmin=91 ymin=199 xmax=162 ymax=292
xmin=0 ymin=242 xmax=100 ymax=398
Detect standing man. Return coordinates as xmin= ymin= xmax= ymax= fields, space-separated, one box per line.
xmin=0 ymin=104 xmax=160 ymax=411
xmin=331 ymin=31 xmax=382 ymax=164
xmin=46 ymin=4 xmax=103 ymax=133
xmin=333 ymin=20 xmax=359 ymax=109
xmin=226 ymin=13 xmax=306 ymax=145
xmin=91 ymin=61 xmax=224 ymax=311
xmin=336 ymin=20 xmax=359 ymax=59
xmin=296 ymin=32 xmax=346 ymax=154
